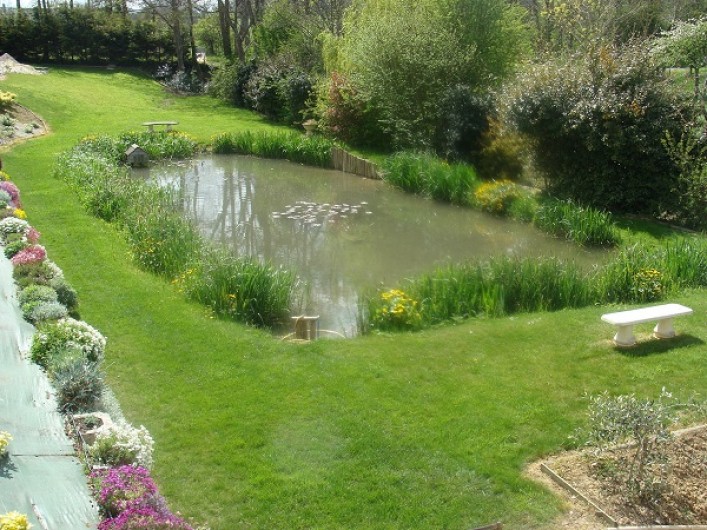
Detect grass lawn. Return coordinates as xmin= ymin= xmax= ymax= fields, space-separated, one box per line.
xmin=2 ymin=68 xmax=706 ymax=529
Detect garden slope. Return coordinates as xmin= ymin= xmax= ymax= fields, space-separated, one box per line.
xmin=1 ymin=69 xmax=706 ymax=529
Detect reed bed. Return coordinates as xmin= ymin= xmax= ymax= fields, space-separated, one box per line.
xmin=381 ymin=151 xmax=479 ymax=205
xmin=55 ymin=135 xmax=297 ymax=328
xmin=364 ymin=237 xmax=707 ymax=330
xmin=533 ymin=198 xmax=621 ymax=247
xmin=212 ymin=130 xmax=337 ymax=168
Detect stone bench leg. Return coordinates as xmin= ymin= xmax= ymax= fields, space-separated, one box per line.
xmin=654 ymin=318 xmax=675 ymax=339
xmin=166 ymin=125 xmax=173 ymax=131
xmin=147 ymin=125 xmax=154 ymax=132
xmin=613 ymin=325 xmax=636 ymax=347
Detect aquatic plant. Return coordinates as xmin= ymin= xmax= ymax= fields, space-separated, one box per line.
xmin=534 ymin=198 xmax=621 ymax=247
xmin=369 ymin=289 xmax=423 ymax=331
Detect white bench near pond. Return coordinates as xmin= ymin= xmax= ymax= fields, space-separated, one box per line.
xmin=601 ymin=303 xmax=693 ymax=347
xmin=142 ymin=121 xmax=178 ymax=132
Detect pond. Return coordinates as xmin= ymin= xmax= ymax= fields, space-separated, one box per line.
xmin=141 ymin=155 xmax=607 ymax=336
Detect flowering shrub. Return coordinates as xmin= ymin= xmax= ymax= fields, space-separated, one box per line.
xmin=633 ymin=268 xmax=665 ymax=302
xmin=98 ymin=506 xmax=194 ymax=530
xmin=0 ymin=181 xmax=20 ymax=206
xmin=370 ymin=289 xmax=422 ymax=331
xmin=31 ymin=317 xmax=107 ymax=368
xmin=0 ymin=190 xmax=11 ymax=207
xmin=22 ymin=301 xmax=68 ymax=325
xmin=3 ymin=239 xmax=27 ymax=259
xmin=12 ymin=209 xmax=26 ymax=220
xmin=26 ymin=227 xmax=40 ymax=244
xmin=11 ymin=245 xmax=47 ymax=266
xmin=89 ymin=421 xmax=154 ymax=469
xmin=473 ymin=180 xmax=520 ymax=214
xmin=0 ymin=217 xmax=29 ymax=239
xmin=0 ymin=512 xmax=31 ymax=530
xmin=0 ymin=170 xmax=10 ymax=181
xmin=0 ymin=430 xmax=12 ymax=456
xmin=91 ymin=466 xmax=159 ymax=517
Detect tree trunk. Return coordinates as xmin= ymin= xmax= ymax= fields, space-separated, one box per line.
xmin=16 ymin=0 xmax=20 ymax=9
xmin=171 ymin=0 xmax=185 ymax=71
xmin=186 ymin=0 xmax=199 ymax=72
xmin=218 ymin=0 xmax=233 ymax=59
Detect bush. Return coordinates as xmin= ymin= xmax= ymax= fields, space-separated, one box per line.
xmin=3 ymin=238 xmax=28 ymax=259
xmin=507 ymin=45 xmax=689 ymax=215
xmin=315 ymin=72 xmax=386 ymax=148
xmin=10 ymin=244 xmax=46 ymax=266
xmin=0 ymin=512 xmax=31 ymax=530
xmin=91 ymin=465 xmax=158 ymax=517
xmin=368 ymin=289 xmax=422 ymax=331
xmin=244 ymin=62 xmax=313 ymax=125
xmin=433 ymin=86 xmax=494 ymax=161
xmin=30 ymin=317 xmax=106 ymax=369
xmin=50 ymin=276 xmax=79 ymax=314
xmin=0 ymin=216 xmax=28 ymax=240
xmin=0 ymin=189 xmax=11 ymax=207
xmin=12 ymin=260 xmax=59 ymax=289
xmin=52 ymin=357 xmax=103 ymax=412
xmin=473 ymin=179 xmax=521 ymax=214
xmin=89 ymin=420 xmax=154 ymax=469
xmin=18 ymin=283 xmax=60 ymax=313
xmin=22 ymin=301 xmax=68 ymax=324
xmin=0 ymin=91 xmax=16 ymax=112
xmin=662 ymin=132 xmax=707 ymax=230
xmin=209 ymin=60 xmax=258 ymax=108
xmin=0 ymin=180 xmax=20 ymax=205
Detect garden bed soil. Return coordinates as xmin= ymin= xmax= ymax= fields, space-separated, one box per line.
xmin=527 ymin=425 xmax=707 ymax=529
xmin=0 ymin=103 xmax=48 ymax=147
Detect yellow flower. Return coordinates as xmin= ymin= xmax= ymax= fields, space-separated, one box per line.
xmin=13 ymin=209 xmax=27 ymax=219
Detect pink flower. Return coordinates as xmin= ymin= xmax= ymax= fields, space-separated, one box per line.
xmin=26 ymin=226 xmax=41 ymax=243
xmin=0 ymin=181 xmax=20 ymax=207
xmin=11 ymin=244 xmax=46 ymax=266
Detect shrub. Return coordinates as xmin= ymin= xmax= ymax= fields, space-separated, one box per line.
xmin=433 ymin=86 xmax=494 ymax=161
xmin=0 ymin=170 xmax=10 ymax=181
xmin=89 ymin=420 xmax=155 ymax=469
xmin=662 ymin=132 xmax=707 ymax=230
xmin=50 ymin=277 xmax=79 ymax=314
xmin=11 ymin=244 xmax=47 ymax=266
xmin=0 ymin=181 xmax=20 ymax=205
xmin=506 ymin=45 xmax=689 ymax=215
xmin=315 ymin=71 xmax=386 ymax=148
xmin=0 ymin=216 xmax=28 ymax=240
xmin=475 ymin=121 xmax=526 ymax=181
xmin=0 ymin=91 xmax=16 ymax=111
xmin=0 ymin=189 xmax=11 ymax=207
xmin=12 ymin=260 xmax=59 ymax=289
xmin=3 ymin=238 xmax=28 ymax=259
xmin=582 ymin=389 xmax=680 ymax=502
xmin=245 ymin=62 xmax=288 ymax=121
xmin=0 ymin=512 xmax=31 ymax=530
xmin=91 ymin=465 xmax=158 ymax=517
xmin=22 ymin=301 xmax=68 ymax=325
xmin=52 ymin=357 xmax=103 ymax=412
xmin=30 ymin=317 xmax=106 ymax=369
xmin=209 ymin=60 xmax=258 ymax=108
xmin=533 ymin=198 xmax=621 ymax=246
xmin=19 ymin=284 xmax=58 ymax=307
xmin=473 ymin=179 xmax=521 ymax=214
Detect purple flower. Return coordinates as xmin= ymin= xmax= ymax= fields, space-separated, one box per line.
xmin=0 ymin=181 xmax=20 ymax=207
xmin=11 ymin=244 xmax=46 ymax=266
xmin=98 ymin=505 xmax=194 ymax=530
xmin=91 ymin=465 xmax=158 ymax=517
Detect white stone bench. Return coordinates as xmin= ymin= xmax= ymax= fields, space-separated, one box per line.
xmin=601 ymin=303 xmax=693 ymax=347
xmin=142 ymin=121 xmax=178 ymax=132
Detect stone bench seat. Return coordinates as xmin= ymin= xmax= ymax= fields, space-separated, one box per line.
xmin=142 ymin=121 xmax=178 ymax=132
xmin=601 ymin=303 xmax=693 ymax=347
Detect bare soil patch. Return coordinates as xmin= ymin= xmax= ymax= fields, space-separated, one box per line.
xmin=527 ymin=426 xmax=707 ymax=529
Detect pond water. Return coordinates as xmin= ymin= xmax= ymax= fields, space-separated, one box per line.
xmin=141 ymin=155 xmax=606 ymax=336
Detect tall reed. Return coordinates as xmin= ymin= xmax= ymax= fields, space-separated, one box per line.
xmin=212 ymin=131 xmax=336 ymax=168
xmin=382 ymin=151 xmax=479 ymax=205
xmin=533 ymin=198 xmax=621 ymax=247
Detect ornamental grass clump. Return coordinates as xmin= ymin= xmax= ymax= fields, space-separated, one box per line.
xmin=89 ymin=421 xmax=154 ymax=469
xmin=0 ymin=511 xmax=32 ymax=530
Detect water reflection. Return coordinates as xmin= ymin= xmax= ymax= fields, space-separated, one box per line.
xmin=143 ymin=155 xmax=606 ymax=336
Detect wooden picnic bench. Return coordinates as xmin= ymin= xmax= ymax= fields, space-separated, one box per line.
xmin=601 ymin=303 xmax=693 ymax=347
xmin=142 ymin=121 xmax=178 ymax=132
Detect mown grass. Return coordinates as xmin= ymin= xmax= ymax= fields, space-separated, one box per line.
xmin=2 ymin=68 xmax=706 ymax=530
